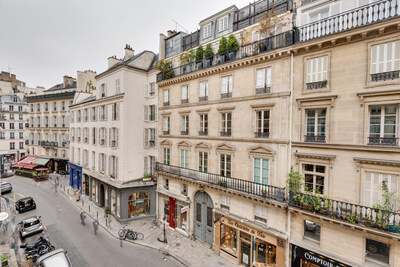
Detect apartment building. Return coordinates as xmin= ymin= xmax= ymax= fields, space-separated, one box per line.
xmin=155 ymin=0 xmax=400 ymax=266
xmin=26 ymin=71 xmax=96 ymax=173
xmin=0 ymin=95 xmax=28 ymax=172
xmin=69 ymin=45 xmax=159 ymax=222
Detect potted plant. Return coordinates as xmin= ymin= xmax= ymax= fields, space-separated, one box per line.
xmin=155 ymin=59 xmax=175 ymax=80
xmin=195 ymin=46 xmax=204 ymax=70
xmin=180 ymin=48 xmax=195 ymax=74
xmin=218 ymin=36 xmax=228 ymax=63
xmin=226 ymin=34 xmax=239 ymax=61
xmin=105 ymin=206 xmax=111 ymax=216
xmin=204 ymin=44 xmax=214 ymax=67
xmin=261 ymin=190 xmax=268 ymax=197
xmin=286 ymin=171 xmax=304 ymax=206
xmin=100 ymin=169 xmax=104 ymax=174
xmin=110 ymin=174 xmax=115 ymax=178
xmin=219 ymin=179 xmax=227 ymax=187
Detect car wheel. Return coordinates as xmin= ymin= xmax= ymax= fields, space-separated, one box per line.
xmin=367 ymin=243 xmax=378 ymax=254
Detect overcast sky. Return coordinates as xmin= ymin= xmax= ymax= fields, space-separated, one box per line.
xmin=0 ymin=0 xmax=251 ymax=89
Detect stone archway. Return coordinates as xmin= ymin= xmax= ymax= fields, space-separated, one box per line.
xmin=193 ymin=191 xmax=214 ymax=245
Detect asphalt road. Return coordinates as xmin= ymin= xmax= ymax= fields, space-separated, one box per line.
xmin=3 ymin=175 xmax=183 ymax=267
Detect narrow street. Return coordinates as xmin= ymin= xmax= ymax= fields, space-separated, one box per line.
xmin=3 ymin=175 xmax=183 ymax=267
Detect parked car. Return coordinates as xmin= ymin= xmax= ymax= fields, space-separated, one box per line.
xmin=18 ymin=216 xmax=44 ymax=239
xmin=36 ymin=249 xmax=71 ymax=267
xmin=1 ymin=181 xmax=12 ymax=194
xmin=15 ymin=197 xmax=36 ymax=213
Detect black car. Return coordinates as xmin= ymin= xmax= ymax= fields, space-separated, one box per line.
xmin=15 ymin=197 xmax=36 ymax=213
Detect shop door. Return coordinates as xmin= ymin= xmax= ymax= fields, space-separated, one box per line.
xmin=193 ymin=191 xmax=214 ymax=245
xmin=240 ymin=240 xmax=251 ymax=267
xmin=169 ymin=197 xmax=176 ymax=228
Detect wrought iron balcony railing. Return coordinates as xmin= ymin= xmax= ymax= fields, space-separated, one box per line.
xmin=371 ymin=70 xmax=400 ymax=82
xmin=156 ymin=162 xmax=286 ymax=202
xmin=368 ymin=136 xmax=399 ymax=146
xmin=199 ymin=96 xmax=208 ymax=102
xmin=306 ymin=80 xmax=327 ymax=90
xmin=199 ymin=131 xmax=208 ymax=136
xmin=305 ymin=135 xmax=326 ymax=143
xmin=220 ymin=131 xmax=232 ymax=137
xmin=289 ymin=192 xmax=400 ymax=234
xmin=40 ymin=141 xmax=58 ymax=147
xmin=255 ymin=132 xmax=270 ymax=138
xmin=256 ymin=86 xmax=271 ymax=95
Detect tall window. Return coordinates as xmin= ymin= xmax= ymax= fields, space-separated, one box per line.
xmin=163 ymin=148 xmax=170 ymax=165
xmin=364 ymin=172 xmax=398 ymax=209
xmin=84 ymin=109 xmax=88 ymax=121
xmin=111 ymin=128 xmax=118 ymax=147
xmin=306 ymin=56 xmax=328 ymax=88
xmin=221 ymin=76 xmax=232 ymax=98
xmin=110 ymin=156 xmax=117 ymax=177
xmin=163 ymin=90 xmax=170 ymax=106
xmin=305 ymin=109 xmax=326 ymax=142
xmin=220 ymin=195 xmax=230 ymax=210
xmin=181 ymin=85 xmax=189 ymax=104
xmin=10 ymin=133 xmax=14 ymax=139
xmin=115 ymin=78 xmax=120 ymax=93
xmin=10 ymin=142 xmax=15 ymax=150
xmin=369 ymin=105 xmax=398 ymax=146
xmin=199 ymin=81 xmax=208 ymax=101
xmin=45 ymin=103 xmax=48 ymax=111
xmin=180 ymin=149 xmax=189 ymax=168
xmin=91 ymin=107 xmax=97 ymax=121
xmin=255 ymin=110 xmax=270 ymax=138
xmin=149 ymin=82 xmax=156 ymax=96
xmin=61 ymin=101 xmax=65 ymax=110
xmin=254 ymin=205 xmax=267 ymax=223
xmin=370 ymin=40 xmax=400 ymax=81
xmin=220 ymin=112 xmax=232 ymax=136
xmin=99 ymin=153 xmax=106 ymax=172
xmin=181 ymin=115 xmax=189 ymax=135
xmin=18 ymin=106 xmax=23 ymax=112
xmin=9 ymin=105 xmax=13 ymax=111
xmin=163 ymin=117 xmax=170 ymax=135
xmin=53 ymin=102 xmax=57 ymax=111
xmin=100 ymin=128 xmax=106 ymax=146
xmin=220 ymin=154 xmax=231 ymax=177
xmin=218 ymin=15 xmax=228 ymax=32
xmin=199 ymin=114 xmax=208 ymax=135
xmin=19 ymin=142 xmax=24 ymax=149
xmin=303 ymin=164 xmax=326 ymax=194
xmin=112 ymin=103 xmax=119 ymax=120
xmin=254 ymin=158 xmax=269 ymax=185
xmin=100 ymin=83 xmax=106 ymax=97
xmin=199 ymin=151 xmax=208 ymax=172
xmin=203 ymin=23 xmax=211 ymax=39
xmin=100 ymin=105 xmax=107 ymax=121
xmin=256 ymin=68 xmax=271 ymax=93
xmin=92 ymin=127 xmax=96 ymax=145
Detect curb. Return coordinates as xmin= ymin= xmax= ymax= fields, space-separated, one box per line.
xmin=48 ymin=178 xmax=190 ymax=267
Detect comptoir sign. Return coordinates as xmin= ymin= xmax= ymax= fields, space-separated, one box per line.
xmin=291 ymin=245 xmax=351 ymax=267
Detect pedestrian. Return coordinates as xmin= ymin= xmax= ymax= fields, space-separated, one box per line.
xmin=2 ymin=220 xmax=8 ymax=234
xmin=80 ymin=211 xmax=86 ymax=225
xmin=92 ymin=218 xmax=99 ymax=235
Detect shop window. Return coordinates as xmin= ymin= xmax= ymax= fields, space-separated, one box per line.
xmin=91 ymin=180 xmax=97 ymax=201
xmin=303 ymin=164 xmax=326 ymax=194
xmin=220 ymin=224 xmax=238 ymax=256
xmin=128 ymin=192 xmax=150 ymax=218
xmin=220 ymin=195 xmax=230 ymax=211
xmin=163 ymin=199 xmax=170 ymax=223
xmin=255 ymin=239 xmax=276 ymax=266
xmin=304 ymin=220 xmax=321 ymax=242
xmin=116 ymin=194 xmax=121 ymax=218
xmin=176 ymin=204 xmax=188 ymax=232
xmin=366 ymin=238 xmax=389 ymax=264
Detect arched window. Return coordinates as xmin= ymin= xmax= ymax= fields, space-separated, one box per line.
xmin=128 ymin=192 xmax=150 ymax=218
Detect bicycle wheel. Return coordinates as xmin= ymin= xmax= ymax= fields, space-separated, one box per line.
xmin=127 ymin=232 xmax=134 ymax=240
xmin=118 ymin=229 xmax=126 ymax=240
xmin=136 ymin=233 xmax=144 ymax=240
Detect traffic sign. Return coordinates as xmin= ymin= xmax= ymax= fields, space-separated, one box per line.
xmin=163 ymin=216 xmax=166 ymax=221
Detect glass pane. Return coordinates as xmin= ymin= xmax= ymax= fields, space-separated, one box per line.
xmin=316 ymin=165 xmax=325 ymax=173
xmin=207 ymin=207 xmax=212 ymax=227
xmin=366 ymin=239 xmax=389 ymax=264
xmin=304 ymin=164 xmax=314 ymax=172
xmin=196 ymin=203 xmax=201 ymax=222
xmin=305 ymin=174 xmax=313 ymax=192
xmin=304 ymin=220 xmax=321 ymax=241
xmin=254 ymin=158 xmax=260 ymax=183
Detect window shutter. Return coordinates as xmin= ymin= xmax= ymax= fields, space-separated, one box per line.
xmin=116 ymin=129 xmax=119 ymax=147
xmin=306 ymin=58 xmax=312 ymax=83
xmin=144 ymin=83 xmax=149 ymax=97
xmin=322 ymin=56 xmax=328 ymax=81
xmin=144 ymin=129 xmax=149 ymax=147
xmin=144 ymin=157 xmax=148 ymax=174
xmin=228 ymin=76 xmax=232 ymax=92
xmin=155 ymin=105 xmax=158 ymax=121
xmin=109 ymin=156 xmax=111 ymax=175
xmin=98 ymin=154 xmax=101 ymax=171
xmin=266 ymin=68 xmax=271 ymax=86
xmin=115 ymin=158 xmax=118 ymax=178
xmin=116 ymin=103 xmax=120 ymax=120
xmin=109 ymin=128 xmax=112 ymax=146
xmin=394 ymin=41 xmax=400 ymax=71
xmin=144 ymin=106 xmax=149 ymax=121
xmin=221 ymin=78 xmax=227 ymax=93
xmin=256 ymin=69 xmax=264 ymax=88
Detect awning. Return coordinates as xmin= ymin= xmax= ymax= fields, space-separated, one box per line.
xmin=18 ymin=156 xmax=38 ymax=164
xmin=33 ymin=158 xmax=50 ymax=166
xmin=36 ymin=168 xmax=48 ymax=171
xmin=24 ymin=164 xmax=39 ymax=169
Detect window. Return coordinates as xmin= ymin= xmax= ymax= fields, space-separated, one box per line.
xmin=220 ymin=195 xmax=230 ymax=210
xmin=99 ymin=153 xmax=106 ymax=173
xmin=112 ymin=103 xmax=119 ymax=120
xmin=71 ymin=128 xmax=75 ymax=142
xmin=306 ymin=56 xmax=328 ymax=88
xmin=221 ymin=76 xmax=232 ymax=98
xmin=19 ymin=132 xmax=23 ymax=139
xmin=53 ymin=102 xmax=57 ymax=111
xmin=144 ymin=128 xmax=156 ymax=147
xmin=180 ymin=149 xmax=189 ymax=168
xmin=181 ymin=115 xmax=189 ymax=135
xmin=45 ymin=103 xmax=48 ymax=112
xmin=164 ymin=178 xmax=169 ymax=190
xmin=18 ymin=106 xmax=22 ymax=112
xmin=364 ymin=172 xmax=398 ymax=209
xmin=199 ymin=151 xmax=208 ymax=172
xmin=305 ymin=109 xmax=326 ymax=142
xmin=199 ymin=81 xmax=208 ymax=101
xmin=77 ymin=128 xmax=81 ymax=142
xmin=220 ymin=224 xmax=238 ymax=256
xmin=30 ymin=104 xmax=33 ymax=112
xmin=254 ymin=158 xmax=269 ymax=185
xmin=100 ymin=106 xmax=107 ymax=121
xmin=19 ymin=114 xmax=23 ymax=120
xmin=148 ymin=105 xmax=157 ymax=121
xmin=303 ymin=164 xmax=326 ymax=194
xmin=256 ymin=68 xmax=271 ymax=94
xmin=9 ymin=114 xmax=14 ymax=120
xmin=220 ymin=112 xmax=232 ymax=136
xmin=10 ymin=142 xmax=15 ymax=150
xmin=111 ymin=128 xmax=118 ymax=147
xmin=109 ymin=156 xmax=117 ymax=178
xmin=163 ymin=147 xmax=170 ymax=165
xmin=9 ymin=123 xmax=14 ymax=129
xmin=370 ymin=40 xmax=400 ymax=81
xmin=181 ymin=85 xmax=189 ymax=104
xmin=218 ymin=15 xmax=228 ymax=32
xmin=19 ymin=142 xmax=24 ymax=149
xmin=254 ymin=205 xmax=267 ymax=223
xmin=163 ymin=90 xmax=170 ymax=106
xmin=309 ymin=9 xmax=329 ymax=23
xmin=220 ymin=154 xmax=231 ymax=177
xmin=9 ymin=105 xmax=13 ymax=111
xmin=366 ymin=238 xmax=389 ymax=264
xmin=84 ymin=109 xmax=88 ymax=121
xmin=77 ymin=110 xmax=81 ymax=122
xmin=181 ymin=184 xmax=188 ymax=195
xmin=19 ymin=123 xmax=23 ymax=129
xmin=83 ymin=128 xmax=89 ymax=143
xmin=91 ymin=107 xmax=97 ymax=121
xmin=100 ymin=83 xmax=106 ymax=97
xmin=368 ymin=105 xmax=398 ymax=146
xmin=149 ymin=82 xmax=156 ymax=96
xmin=128 ymin=192 xmax=150 ymax=218
xmin=92 ymin=151 xmax=96 ymax=170
xmin=163 ymin=117 xmax=170 ymax=135
xmin=100 ymin=128 xmax=106 ymax=146
xmin=199 ymin=114 xmax=208 ymax=135
xmin=304 ymin=220 xmax=321 ymax=241
xmin=115 ymin=78 xmax=120 ymax=93
xmin=61 ymin=101 xmax=65 ymax=110
xmin=203 ymin=23 xmax=211 ymax=39
xmin=169 ymin=39 xmax=174 ymax=48
xmin=10 ymin=133 xmax=14 ymax=139
xmin=92 ymin=127 xmax=96 ymax=145
xmin=255 ymin=110 xmax=270 ymax=138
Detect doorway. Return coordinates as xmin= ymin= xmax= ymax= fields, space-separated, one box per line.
xmin=99 ymin=184 xmax=105 ymax=207
xmin=193 ymin=191 xmax=214 ymax=245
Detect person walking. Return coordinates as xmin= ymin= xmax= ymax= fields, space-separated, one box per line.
xmin=92 ymin=218 xmax=99 ymax=235
xmin=80 ymin=211 xmax=87 ymax=225
xmin=2 ymin=220 xmax=8 ymax=234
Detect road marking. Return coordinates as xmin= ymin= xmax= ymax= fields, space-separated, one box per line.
xmin=16 ymin=193 xmax=25 ymax=198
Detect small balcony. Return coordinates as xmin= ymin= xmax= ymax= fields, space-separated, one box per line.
xmin=254 ymin=132 xmax=270 ymax=138
xmin=199 ymin=131 xmax=208 ymax=136
xmin=149 ymin=140 xmax=155 ymax=147
xmin=156 ymin=162 xmax=286 ymax=202
xmin=181 ymin=130 xmax=189 ymax=136
xmin=371 ymin=70 xmax=400 ymax=82
xmin=163 ymin=130 xmax=170 ymax=135
xmin=181 ymin=99 xmax=189 ymax=104
xmin=62 ymin=141 xmax=69 ymax=147
xmin=304 ymin=135 xmax=326 ymax=143
xmin=40 ymin=141 xmax=58 ymax=147
xmin=221 ymin=92 xmax=232 ymax=99
xmin=25 ymin=140 xmax=29 ymax=145
xmin=163 ymin=101 xmax=170 ymax=107
xmin=368 ymin=137 xmax=399 ymax=146
xmin=306 ymin=80 xmax=327 ymax=90
xmin=256 ymin=86 xmax=271 ymax=95
xmin=220 ymin=131 xmax=231 ymax=137
xmin=199 ymin=96 xmax=208 ymax=102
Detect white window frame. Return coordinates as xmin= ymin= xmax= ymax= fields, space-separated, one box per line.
xmin=306 ymin=56 xmax=328 ymax=83
xmin=303 ymin=163 xmax=327 ymax=194
xmin=218 ymin=15 xmax=228 ymax=32
xmin=163 ymin=147 xmax=170 ymax=165
xmin=305 ymin=108 xmax=327 ymax=138
xmin=364 ymin=171 xmax=398 ymax=209
xmin=181 ymin=85 xmax=189 ymax=101
xmin=200 ymin=81 xmax=208 ymax=98
xmin=203 ymin=23 xmax=212 ymax=39
xmin=199 ymin=114 xmax=208 ymax=133
xmin=253 ymin=158 xmax=269 ymax=185
xmin=255 ymin=110 xmax=270 ymax=135
xmin=220 ymin=154 xmax=232 ymax=177
xmin=163 ymin=117 xmax=170 ymax=132
xmin=368 ymin=105 xmax=398 ymax=140
xmin=221 ymin=76 xmax=232 ymax=94
xmin=370 ymin=40 xmax=400 ymax=74
xmin=220 ymin=195 xmax=230 ymax=210
xmin=220 ymin=112 xmax=232 ymax=134
xmin=180 ymin=149 xmax=189 ymax=168
xmin=199 ymin=151 xmax=208 ymax=172
xmin=181 ymin=115 xmax=189 ymax=132
xmin=164 ymin=90 xmax=169 ymax=104
xmin=254 ymin=205 xmax=267 ymax=223
xmin=256 ymin=68 xmax=271 ymax=89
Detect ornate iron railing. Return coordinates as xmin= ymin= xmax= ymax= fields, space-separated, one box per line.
xmin=289 ymin=192 xmax=400 ymax=233
xmin=371 ymin=70 xmax=400 ymax=81
xmin=368 ymin=136 xmax=399 ymax=146
xmin=304 ymin=135 xmax=326 ymax=143
xmin=156 ymin=162 xmax=286 ymax=202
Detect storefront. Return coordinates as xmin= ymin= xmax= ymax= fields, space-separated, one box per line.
xmin=69 ymin=163 xmax=82 ymax=192
xmin=158 ymin=193 xmax=190 ymax=235
xmin=217 ymin=216 xmax=285 ymax=267
xmin=291 ymin=245 xmax=351 ymax=267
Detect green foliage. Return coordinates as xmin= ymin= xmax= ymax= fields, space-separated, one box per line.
xmin=218 ymin=36 xmax=228 ymax=54
xmin=373 ymin=181 xmax=399 ymax=212
xmin=204 ymin=44 xmax=214 ymax=59
xmin=155 ymin=59 xmax=175 ymax=79
xmin=143 ymin=173 xmax=151 ymax=178
xmin=195 ymin=46 xmax=204 ymax=62
xmin=286 ymin=171 xmax=303 ymax=193
xmin=179 ymin=48 xmax=195 ymax=65
xmin=226 ymin=34 xmax=239 ymax=50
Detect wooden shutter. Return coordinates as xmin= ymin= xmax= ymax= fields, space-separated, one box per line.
xmin=104 ymin=128 xmax=107 ymax=145
xmin=116 ymin=128 xmax=119 ymax=147
xmin=144 ymin=129 xmax=149 ymax=147
xmin=256 ymin=69 xmax=264 ymax=88
xmin=144 ymin=106 xmax=149 ymax=121
xmin=144 ymin=83 xmax=149 ymax=97
xmin=144 ymin=156 xmax=148 ymax=174
xmin=116 ymin=103 xmax=120 ymax=120
xmin=109 ymin=128 xmax=112 ymax=146
xmin=221 ymin=77 xmax=227 ymax=94
xmin=266 ymin=68 xmax=271 ymax=86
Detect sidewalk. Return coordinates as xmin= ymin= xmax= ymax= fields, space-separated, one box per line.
xmin=49 ymin=174 xmax=237 ymax=267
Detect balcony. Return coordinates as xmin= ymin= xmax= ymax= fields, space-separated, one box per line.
xmin=40 ymin=141 xmax=58 ymax=147
xmin=304 ymin=135 xmax=326 ymax=143
xmin=25 ymin=123 xmax=29 ymax=128
xmin=254 ymin=132 xmax=270 ymax=138
xmin=149 ymin=140 xmax=155 ymax=147
xmin=156 ymin=162 xmax=286 ymax=202
xmin=220 ymin=131 xmax=231 ymax=137
xmin=199 ymin=96 xmax=208 ymax=102
xmin=371 ymin=70 xmax=400 ymax=82
xmin=163 ymin=130 xmax=170 ymax=135
xmin=368 ymin=137 xmax=399 ymax=146
xmin=25 ymin=140 xmax=29 ymax=145
xmin=62 ymin=141 xmax=70 ymax=147
xmin=306 ymin=80 xmax=327 ymax=90
xmin=221 ymin=92 xmax=232 ymax=99
xmin=181 ymin=99 xmax=189 ymax=104
xmin=256 ymin=86 xmax=271 ymax=95
xmin=199 ymin=131 xmax=208 ymax=136
xmin=289 ymin=192 xmax=400 ymax=234
xmin=0 ymin=115 xmax=6 ymax=120
xmin=0 ymin=136 xmax=5 ymax=140
xmin=181 ymin=130 xmax=189 ymax=135
xmin=163 ymin=101 xmax=170 ymax=107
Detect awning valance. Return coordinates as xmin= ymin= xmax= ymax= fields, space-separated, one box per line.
xmin=33 ymin=158 xmax=50 ymax=166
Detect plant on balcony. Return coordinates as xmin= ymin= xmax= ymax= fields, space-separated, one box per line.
xmin=257 ymin=4 xmax=288 ymax=51
xmin=218 ymin=36 xmax=228 ymax=63
xmin=179 ymin=48 xmax=195 ymax=73
xmin=99 ymin=169 xmax=104 ymax=174
xmin=204 ymin=44 xmax=214 ymax=67
xmin=219 ymin=179 xmax=227 ymax=187
xmin=110 ymin=174 xmax=115 ymax=178
xmin=143 ymin=173 xmax=151 ymax=178
xmin=226 ymin=34 xmax=239 ymax=61
xmin=104 ymin=206 xmax=111 ymax=215
xmin=286 ymin=171 xmax=303 ymax=205
xmin=155 ymin=59 xmax=175 ymax=79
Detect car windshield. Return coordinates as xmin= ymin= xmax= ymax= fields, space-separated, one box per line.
xmin=24 ymin=219 xmax=40 ymax=227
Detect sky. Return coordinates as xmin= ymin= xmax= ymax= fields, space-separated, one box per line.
xmin=0 ymin=0 xmax=251 ymax=89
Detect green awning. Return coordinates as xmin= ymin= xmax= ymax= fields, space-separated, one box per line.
xmin=33 ymin=158 xmax=50 ymax=166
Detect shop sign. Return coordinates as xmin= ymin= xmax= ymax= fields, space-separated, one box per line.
xmin=291 ymin=245 xmax=351 ymax=267
xmin=181 ymin=206 xmax=189 ymax=213
xmin=221 ymin=217 xmax=268 ymax=240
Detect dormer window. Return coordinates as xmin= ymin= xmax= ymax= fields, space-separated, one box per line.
xmin=218 ymin=15 xmax=228 ymax=32
xmin=100 ymin=83 xmax=106 ymax=97
xmin=203 ymin=23 xmax=211 ymax=39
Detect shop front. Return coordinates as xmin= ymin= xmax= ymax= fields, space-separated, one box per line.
xmin=217 ymin=216 xmax=285 ymax=267
xmin=158 ymin=193 xmax=190 ymax=235
xmin=69 ymin=163 xmax=82 ymax=192
xmin=291 ymin=245 xmax=351 ymax=267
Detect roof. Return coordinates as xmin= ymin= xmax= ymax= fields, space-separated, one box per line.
xmin=18 ymin=197 xmax=34 ymax=201
xmin=70 ymin=95 xmax=96 ymax=107
xmin=199 ymin=5 xmax=238 ymax=25
xmin=25 ymin=91 xmax=76 ymax=102
xmin=46 ymin=81 xmax=77 ymax=92
xmin=22 ymin=216 xmax=40 ymax=223
xmin=0 ymin=95 xmax=27 ymax=105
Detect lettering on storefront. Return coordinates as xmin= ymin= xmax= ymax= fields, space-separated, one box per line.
xmin=222 ymin=218 xmax=267 ymax=240
xmin=181 ymin=206 xmax=189 ymax=213
xmin=292 ymin=245 xmax=351 ymax=267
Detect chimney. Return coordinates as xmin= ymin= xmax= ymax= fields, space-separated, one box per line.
xmin=167 ymin=30 xmax=177 ymax=37
xmin=108 ymin=55 xmax=122 ymax=69
xmin=124 ymin=44 xmax=135 ymax=61
xmin=63 ymin=75 xmax=75 ymax=87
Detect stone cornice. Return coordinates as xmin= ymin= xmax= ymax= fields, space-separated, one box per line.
xmin=292 ymin=141 xmax=400 ymax=153
xmin=294 ymin=152 xmax=336 ymax=160
xmin=353 ymin=157 xmax=400 ymax=167
xmin=160 ymin=135 xmax=289 ymax=145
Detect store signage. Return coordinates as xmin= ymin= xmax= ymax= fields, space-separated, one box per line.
xmin=181 ymin=206 xmax=189 ymax=213
xmin=221 ymin=217 xmax=269 ymax=240
xmin=291 ymin=245 xmax=351 ymax=267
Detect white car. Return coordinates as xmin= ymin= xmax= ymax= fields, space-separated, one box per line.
xmin=36 ymin=249 xmax=71 ymax=267
xmin=18 ymin=216 xmax=44 ymax=239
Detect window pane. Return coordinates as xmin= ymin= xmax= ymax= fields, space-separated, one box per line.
xmin=305 ymin=174 xmax=313 ymax=192
xmin=304 ymin=220 xmax=321 ymax=241
xmin=196 ymin=203 xmax=201 ymax=222
xmin=366 ymin=239 xmax=389 ymax=264
xmin=254 ymin=158 xmax=260 ymax=183
xmin=305 ymin=164 xmax=314 ymax=172
xmin=207 ymin=207 xmax=212 ymax=227
xmin=316 ymin=165 xmax=325 ymax=173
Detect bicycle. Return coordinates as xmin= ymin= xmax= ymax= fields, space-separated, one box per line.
xmin=118 ymin=225 xmax=144 ymax=240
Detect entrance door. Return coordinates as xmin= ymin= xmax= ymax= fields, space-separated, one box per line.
xmin=193 ymin=192 xmax=214 ymax=245
xmin=84 ymin=175 xmax=89 ymax=195
xmin=99 ymin=184 xmax=105 ymax=207
xmin=240 ymin=240 xmax=251 ymax=267
xmin=169 ymin=197 xmax=176 ymax=228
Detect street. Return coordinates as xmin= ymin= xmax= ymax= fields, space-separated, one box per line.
xmin=3 ymin=175 xmax=183 ymax=267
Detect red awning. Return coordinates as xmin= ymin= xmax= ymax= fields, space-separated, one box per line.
xmin=17 ymin=156 xmax=38 ymax=165
xmin=36 ymin=168 xmax=48 ymax=171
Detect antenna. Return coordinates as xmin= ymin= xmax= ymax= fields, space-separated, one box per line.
xmin=172 ymin=19 xmax=189 ymax=33
xmin=8 ymin=65 xmax=12 ymax=75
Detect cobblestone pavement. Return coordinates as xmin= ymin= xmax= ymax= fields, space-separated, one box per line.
xmin=51 ymin=174 xmax=238 ymax=267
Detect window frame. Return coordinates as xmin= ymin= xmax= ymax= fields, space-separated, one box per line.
xmin=219 ymin=153 xmax=232 ymax=177
xmin=218 ymin=15 xmax=228 ymax=32
xmin=203 ymin=23 xmax=212 ymax=39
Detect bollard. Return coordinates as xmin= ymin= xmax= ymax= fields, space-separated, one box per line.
xmin=89 ymin=205 xmax=90 ymax=212
xmin=67 ymin=189 xmax=69 ymax=195
xmin=82 ymin=201 xmax=84 ymax=207
xmin=120 ymin=238 xmax=123 ymax=247
xmin=106 ymin=216 xmax=107 ymax=227
xmin=97 ymin=211 xmax=98 ymax=218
